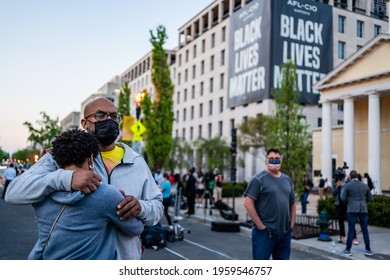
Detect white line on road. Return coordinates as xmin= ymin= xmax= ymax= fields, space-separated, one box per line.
xmin=163 ymin=247 xmax=189 ymax=260
xmin=183 ymin=239 xmax=237 ymax=260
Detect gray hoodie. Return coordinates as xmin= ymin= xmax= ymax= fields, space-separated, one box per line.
xmin=5 ymin=143 xmax=163 ymax=260
xmin=30 ymin=185 xmax=143 ymax=259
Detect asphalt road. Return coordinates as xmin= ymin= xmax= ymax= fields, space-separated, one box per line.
xmin=0 ymin=196 xmax=330 ymax=260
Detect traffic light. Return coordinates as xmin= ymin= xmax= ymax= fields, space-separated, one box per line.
xmin=231 ymin=128 xmax=237 ymax=154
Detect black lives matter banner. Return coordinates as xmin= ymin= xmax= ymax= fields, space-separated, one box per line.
xmin=228 ymin=0 xmax=333 ymax=107
xmin=228 ymin=0 xmax=271 ymax=108
xmin=272 ymin=0 xmax=333 ymax=104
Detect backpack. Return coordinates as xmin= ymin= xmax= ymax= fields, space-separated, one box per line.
xmin=141 ymin=225 xmax=167 ymax=250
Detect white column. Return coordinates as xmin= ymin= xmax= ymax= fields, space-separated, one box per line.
xmin=347 ymin=0 xmax=353 ymax=11
xmin=321 ymin=101 xmax=333 ymax=185
xmin=343 ymin=97 xmax=355 ymax=172
xmin=368 ymin=92 xmax=382 ymax=194
xmin=366 ymin=0 xmax=372 ymax=16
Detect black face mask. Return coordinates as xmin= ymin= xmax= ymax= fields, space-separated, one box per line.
xmin=93 ymin=119 xmax=120 ymax=146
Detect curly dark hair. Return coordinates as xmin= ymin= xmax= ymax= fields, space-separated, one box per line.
xmin=52 ymin=129 xmax=99 ymax=168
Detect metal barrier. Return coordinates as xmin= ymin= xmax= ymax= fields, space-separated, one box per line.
xmin=292 ymin=214 xmax=340 ymax=239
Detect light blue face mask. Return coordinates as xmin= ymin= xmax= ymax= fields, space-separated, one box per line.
xmin=268 ymin=159 xmax=281 ymax=165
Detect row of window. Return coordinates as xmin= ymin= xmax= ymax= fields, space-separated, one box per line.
xmin=175 ymin=118 xmax=236 ymax=141
xmin=178 ymin=26 xmax=226 ymax=66
xmin=176 ymin=73 xmax=225 ymax=104
xmin=176 ymin=97 xmax=224 ymax=122
xmin=177 ymin=50 xmax=225 ymax=85
xmin=338 ymin=15 xmax=382 ymax=38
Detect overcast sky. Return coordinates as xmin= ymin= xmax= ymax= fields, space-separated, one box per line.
xmin=0 ymin=0 xmax=214 ymax=154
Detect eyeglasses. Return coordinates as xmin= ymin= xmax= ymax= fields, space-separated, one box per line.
xmin=85 ymin=111 xmax=122 ymax=122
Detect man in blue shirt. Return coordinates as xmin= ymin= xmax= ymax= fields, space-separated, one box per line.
xmin=1 ymin=163 xmax=17 ymax=199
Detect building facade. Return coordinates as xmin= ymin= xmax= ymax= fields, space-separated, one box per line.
xmin=171 ymin=0 xmax=388 ymax=182
xmin=314 ymin=33 xmax=390 ymax=193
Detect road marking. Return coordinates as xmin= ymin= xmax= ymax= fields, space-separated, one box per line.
xmin=183 ymin=239 xmax=237 ymax=260
xmin=163 ymin=247 xmax=189 ymax=260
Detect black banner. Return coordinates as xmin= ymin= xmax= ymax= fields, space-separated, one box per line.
xmin=271 ymin=0 xmax=333 ymax=104
xmin=227 ymin=0 xmax=333 ymax=107
xmin=227 ymin=0 xmax=271 ymax=108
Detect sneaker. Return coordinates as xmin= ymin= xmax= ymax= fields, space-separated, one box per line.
xmin=365 ymin=250 xmax=374 ymax=256
xmin=343 ymin=249 xmax=352 ymax=256
xmin=353 ymin=238 xmax=359 ymax=245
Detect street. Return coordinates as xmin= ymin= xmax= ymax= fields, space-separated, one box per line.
xmin=0 ymin=196 xmax=331 ymax=260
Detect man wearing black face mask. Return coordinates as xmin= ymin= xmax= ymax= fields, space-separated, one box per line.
xmin=6 ymin=97 xmax=164 ymax=260
xmin=244 ymin=148 xmax=296 ymax=260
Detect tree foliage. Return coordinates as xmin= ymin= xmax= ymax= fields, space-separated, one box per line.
xmin=265 ymin=61 xmax=312 ymax=195
xmin=238 ymin=114 xmax=270 ymax=153
xmin=166 ymin=137 xmax=193 ymax=171
xmin=141 ymin=25 xmax=174 ymax=170
xmin=193 ymin=137 xmax=231 ymax=172
xmin=118 ymin=81 xmax=131 ymax=126
xmin=12 ymin=148 xmax=40 ymax=163
xmin=23 ymin=112 xmax=62 ymax=151
xmin=0 ymin=147 xmax=10 ymax=161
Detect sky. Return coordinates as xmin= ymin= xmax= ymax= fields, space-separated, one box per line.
xmin=0 ymin=0 xmax=214 ymax=155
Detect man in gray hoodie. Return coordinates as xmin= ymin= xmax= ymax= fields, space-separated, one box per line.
xmin=5 ymin=97 xmax=163 ymax=260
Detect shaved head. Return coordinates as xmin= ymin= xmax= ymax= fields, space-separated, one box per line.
xmin=83 ymin=97 xmax=117 ymax=118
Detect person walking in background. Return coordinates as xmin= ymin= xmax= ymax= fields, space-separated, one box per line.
xmin=213 ymin=168 xmax=224 ymax=203
xmin=29 ymin=129 xmax=143 ymax=259
xmin=318 ymin=174 xmax=326 ymax=200
xmin=244 ymin=148 xmax=296 ymax=260
xmin=160 ymin=172 xmax=173 ymax=227
xmin=196 ymin=170 xmax=205 ymax=208
xmin=300 ymin=174 xmax=313 ymax=215
xmin=341 ymin=170 xmax=374 ymax=256
xmin=172 ymin=173 xmax=184 ymax=220
xmin=1 ymin=163 xmax=17 ymax=199
xmin=333 ymin=177 xmax=347 ymax=243
xmin=5 ymin=97 xmax=163 ymax=260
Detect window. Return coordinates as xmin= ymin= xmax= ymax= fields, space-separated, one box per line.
xmin=202 ymin=39 xmax=206 ymax=53
xmin=220 ymin=73 xmax=225 ymax=89
xmin=184 ymin=69 xmax=188 ymax=82
xmin=210 ymin=78 xmax=214 ymax=93
xmin=192 ymin=65 xmax=196 ymax=79
xmin=175 ymin=129 xmax=178 ymax=138
xmin=210 ymin=55 xmax=215 ymax=71
xmin=182 ymin=128 xmax=186 ymax=140
xmin=317 ymin=118 xmax=322 ymax=127
xmin=183 ymin=108 xmax=187 ymax=121
xmin=209 ymin=100 xmax=213 ymax=115
xmin=177 ymin=91 xmax=180 ymax=104
xmin=230 ymin=119 xmax=235 ymax=131
xmin=357 ymin=45 xmax=363 ymax=51
xmin=221 ymin=50 xmax=225 ymax=66
xmin=338 ymin=16 xmax=346 ymax=33
xmin=176 ymin=110 xmax=179 ymax=122
xmin=357 ymin=20 xmax=364 ymax=38
xmin=337 ymin=120 xmax=344 ymax=125
xmin=193 ymin=45 xmax=197 ymax=58
xmin=179 ymin=54 xmax=182 ymax=66
xmin=200 ymin=82 xmax=204 ymax=96
xmin=191 ymin=106 xmax=194 ymax=120
xmin=192 ymin=85 xmax=195 ymax=99
xmin=374 ymin=25 xmax=381 ymax=36
xmin=211 ymin=33 xmax=215 ymax=48
xmin=185 ymin=49 xmax=189 ymax=62
xmin=208 ymin=123 xmax=212 ymax=139
xmin=184 ymin=89 xmax=187 ymax=101
xmin=338 ymin=41 xmax=345 ymax=59
xmin=222 ymin=26 xmax=226 ymax=42
xmin=218 ymin=121 xmax=223 ymax=137
xmin=190 ymin=127 xmax=194 ymax=140
xmin=199 ymin=103 xmax=203 ymax=117
xmin=201 ymin=60 xmax=205 ymax=74
xmin=198 ymin=125 xmax=202 ymax=138
xmin=219 ymin=97 xmax=224 ymax=113
xmin=337 ymin=104 xmax=344 ymax=111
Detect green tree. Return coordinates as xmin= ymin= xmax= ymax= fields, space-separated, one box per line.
xmin=238 ymin=114 xmax=270 ymax=153
xmin=265 ymin=61 xmax=312 ymax=195
xmin=117 ymin=82 xmax=132 ymax=147
xmin=12 ymin=148 xmax=40 ymax=163
xmin=141 ymin=25 xmax=174 ymax=170
xmin=166 ymin=137 xmax=193 ymax=171
xmin=23 ymin=112 xmax=62 ymax=151
xmin=193 ymin=137 xmax=231 ymax=172
xmin=118 ymin=82 xmax=131 ymax=125
xmin=0 ymin=147 xmax=10 ymax=161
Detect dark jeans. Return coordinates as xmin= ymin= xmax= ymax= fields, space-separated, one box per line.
xmin=346 ymin=213 xmax=371 ymax=251
xmin=252 ymin=227 xmax=292 ymax=260
xmin=335 ymin=204 xmax=346 ymax=237
xmin=163 ymin=198 xmax=172 ymax=226
xmin=300 ymin=192 xmax=309 ymax=214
